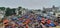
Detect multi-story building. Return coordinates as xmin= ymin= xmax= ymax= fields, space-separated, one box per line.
xmin=32 ymin=9 xmax=42 ymax=14
xmin=55 ymin=8 xmax=60 ymax=17
xmin=0 ymin=10 xmax=5 ymax=21
xmin=43 ymin=6 xmax=59 ymax=14
xmin=15 ymin=8 xmax=29 ymax=16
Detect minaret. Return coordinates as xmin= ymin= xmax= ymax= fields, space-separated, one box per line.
xmin=52 ymin=5 xmax=55 ymax=9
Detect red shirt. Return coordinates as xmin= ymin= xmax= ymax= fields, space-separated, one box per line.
xmin=26 ymin=25 xmax=28 ymax=28
xmin=3 ymin=19 xmax=9 ymax=26
xmin=47 ymin=20 xmax=51 ymax=24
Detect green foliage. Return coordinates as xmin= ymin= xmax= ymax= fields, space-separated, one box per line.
xmin=37 ymin=9 xmax=41 ymax=11
xmin=18 ymin=11 xmax=22 ymax=15
xmin=42 ymin=11 xmax=46 ymax=13
xmin=5 ymin=8 xmax=11 ymax=16
xmin=5 ymin=8 xmax=16 ymax=16
xmin=18 ymin=6 xmax=22 ymax=14
xmin=0 ymin=7 xmax=5 ymax=10
xmin=0 ymin=6 xmax=23 ymax=16
xmin=18 ymin=6 xmax=22 ymax=10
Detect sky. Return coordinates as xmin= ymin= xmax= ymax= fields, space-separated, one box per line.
xmin=0 ymin=0 xmax=60 ymax=9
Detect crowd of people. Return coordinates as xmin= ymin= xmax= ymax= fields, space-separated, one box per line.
xmin=3 ymin=13 xmax=60 ymax=28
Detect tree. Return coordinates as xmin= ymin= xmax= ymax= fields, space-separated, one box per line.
xmin=18 ymin=6 xmax=22 ymax=15
xmin=11 ymin=8 xmax=16 ymax=14
xmin=37 ymin=9 xmax=41 ymax=11
xmin=18 ymin=11 xmax=22 ymax=15
xmin=5 ymin=6 xmax=22 ymax=16
xmin=42 ymin=10 xmax=46 ymax=13
xmin=0 ymin=7 xmax=5 ymax=10
xmin=5 ymin=7 xmax=11 ymax=16
xmin=5 ymin=8 xmax=16 ymax=16
xmin=18 ymin=6 xmax=22 ymax=10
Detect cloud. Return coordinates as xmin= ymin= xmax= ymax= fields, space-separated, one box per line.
xmin=0 ymin=0 xmax=60 ymax=9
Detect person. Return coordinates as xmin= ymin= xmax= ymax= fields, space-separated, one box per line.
xmin=47 ymin=19 xmax=51 ymax=24
xmin=41 ymin=17 xmax=46 ymax=25
xmin=18 ymin=24 xmax=24 ymax=28
xmin=34 ymin=24 xmax=39 ymax=28
xmin=3 ymin=18 xmax=10 ymax=28
xmin=37 ymin=16 xmax=42 ymax=21
xmin=57 ymin=17 xmax=60 ymax=25
xmin=54 ymin=19 xmax=58 ymax=26
xmin=11 ymin=13 xmax=18 ymax=22
xmin=24 ymin=19 xmax=31 ymax=25
xmin=10 ymin=21 xmax=16 ymax=28
xmin=46 ymin=19 xmax=55 ymax=27
xmin=40 ymin=23 xmax=46 ymax=28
